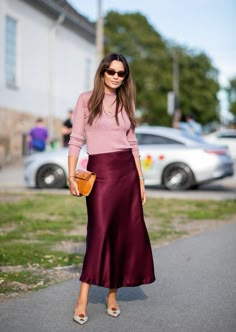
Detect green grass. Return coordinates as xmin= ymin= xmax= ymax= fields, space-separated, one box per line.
xmin=148 ymin=229 xmax=187 ymax=242
xmin=0 ymin=243 xmax=82 ymax=268
xmin=0 ymin=192 xmax=236 ymax=297
xmin=144 ymin=198 xmax=236 ymax=222
xmin=0 ymin=271 xmax=45 ymax=294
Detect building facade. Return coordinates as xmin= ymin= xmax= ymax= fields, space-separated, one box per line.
xmin=0 ymin=0 xmax=97 ymax=163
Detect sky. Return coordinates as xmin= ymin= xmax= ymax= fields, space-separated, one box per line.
xmin=68 ymin=0 xmax=236 ymax=117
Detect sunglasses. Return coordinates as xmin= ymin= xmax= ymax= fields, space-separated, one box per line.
xmin=105 ymin=68 xmax=127 ymax=78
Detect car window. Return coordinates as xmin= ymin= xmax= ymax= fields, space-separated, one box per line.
xmin=137 ymin=133 xmax=183 ymax=145
xmin=218 ymin=134 xmax=236 ymax=139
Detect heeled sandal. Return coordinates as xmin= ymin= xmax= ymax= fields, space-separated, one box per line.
xmin=73 ymin=313 xmax=88 ymax=325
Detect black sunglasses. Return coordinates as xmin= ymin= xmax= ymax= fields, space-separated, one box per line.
xmin=105 ymin=68 xmax=127 ymax=78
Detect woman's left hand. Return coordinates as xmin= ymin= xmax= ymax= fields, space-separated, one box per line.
xmin=140 ymin=180 xmax=146 ymax=205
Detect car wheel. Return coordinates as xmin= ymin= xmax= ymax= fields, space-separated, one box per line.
xmin=162 ymin=163 xmax=194 ymax=191
xmin=36 ymin=164 xmax=66 ymax=189
xmin=190 ymin=183 xmax=200 ymax=190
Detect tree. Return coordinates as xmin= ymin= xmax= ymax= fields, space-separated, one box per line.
xmin=176 ymin=47 xmax=220 ymax=124
xmin=104 ymin=11 xmax=220 ymax=126
xmin=226 ymin=77 xmax=236 ymax=118
xmin=104 ymin=11 xmax=172 ymax=125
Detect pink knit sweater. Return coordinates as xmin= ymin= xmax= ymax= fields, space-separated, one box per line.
xmin=68 ymin=91 xmax=140 ymax=158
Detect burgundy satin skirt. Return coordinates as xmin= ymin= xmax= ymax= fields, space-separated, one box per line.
xmin=80 ymin=149 xmax=155 ymax=288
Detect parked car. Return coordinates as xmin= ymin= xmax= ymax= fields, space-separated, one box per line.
xmin=204 ymin=129 xmax=236 ymax=160
xmin=24 ymin=145 xmax=89 ymax=189
xmin=136 ymin=126 xmax=234 ymax=190
xmin=24 ymin=126 xmax=234 ymax=191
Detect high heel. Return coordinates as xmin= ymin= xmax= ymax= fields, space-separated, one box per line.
xmin=107 ymin=307 xmax=121 ymax=317
xmin=73 ymin=314 xmax=88 ymax=325
xmin=106 ymin=297 xmax=120 ymax=318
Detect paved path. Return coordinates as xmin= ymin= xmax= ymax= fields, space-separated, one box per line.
xmin=1 ymin=222 xmax=236 ymax=332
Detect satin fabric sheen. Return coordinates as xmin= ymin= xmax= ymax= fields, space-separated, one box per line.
xmin=80 ymin=149 xmax=156 ymax=288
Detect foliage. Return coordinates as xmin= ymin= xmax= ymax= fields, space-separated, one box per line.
xmin=226 ymin=77 xmax=236 ymax=117
xmin=104 ymin=11 xmax=220 ymax=126
xmin=176 ymin=48 xmax=220 ymax=124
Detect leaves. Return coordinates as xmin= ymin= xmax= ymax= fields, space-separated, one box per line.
xmin=104 ymin=11 xmax=220 ymax=126
xmin=226 ymin=77 xmax=236 ymax=117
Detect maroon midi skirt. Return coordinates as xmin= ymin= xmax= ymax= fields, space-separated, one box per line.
xmin=79 ymin=149 xmax=155 ymax=288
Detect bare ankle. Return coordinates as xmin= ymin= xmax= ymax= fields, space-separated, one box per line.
xmin=74 ymin=303 xmax=87 ymax=315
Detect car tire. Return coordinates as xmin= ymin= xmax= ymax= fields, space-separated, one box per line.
xmin=190 ymin=183 xmax=200 ymax=190
xmin=36 ymin=164 xmax=66 ymax=189
xmin=162 ymin=162 xmax=194 ymax=191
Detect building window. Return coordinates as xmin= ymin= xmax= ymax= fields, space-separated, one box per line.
xmin=5 ymin=15 xmax=18 ymax=88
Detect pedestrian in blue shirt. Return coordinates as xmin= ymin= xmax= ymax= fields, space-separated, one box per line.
xmin=173 ymin=111 xmax=202 ymax=137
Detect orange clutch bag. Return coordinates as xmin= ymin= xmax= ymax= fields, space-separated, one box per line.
xmin=74 ymin=169 xmax=96 ymax=196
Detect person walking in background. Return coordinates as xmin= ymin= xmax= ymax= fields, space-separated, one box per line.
xmin=185 ymin=113 xmax=202 ymax=136
xmin=173 ymin=110 xmax=202 ymax=136
xmin=62 ymin=109 xmax=73 ymax=147
xmin=68 ymin=53 xmax=155 ymax=325
xmin=28 ymin=118 xmax=48 ymax=153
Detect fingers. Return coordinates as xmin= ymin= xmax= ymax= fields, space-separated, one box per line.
xmin=140 ymin=186 xmax=146 ymax=205
xmin=69 ymin=181 xmax=80 ymax=196
xmin=142 ymin=191 xmax=146 ymax=205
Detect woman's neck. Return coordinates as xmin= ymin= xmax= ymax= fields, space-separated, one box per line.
xmin=104 ymin=85 xmax=116 ymax=95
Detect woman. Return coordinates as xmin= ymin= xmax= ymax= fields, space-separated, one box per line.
xmin=68 ymin=53 xmax=155 ymax=325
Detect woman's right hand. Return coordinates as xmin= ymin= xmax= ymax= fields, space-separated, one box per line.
xmin=69 ymin=179 xmax=81 ymax=196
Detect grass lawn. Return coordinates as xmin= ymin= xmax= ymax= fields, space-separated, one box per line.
xmin=0 ymin=192 xmax=236 ymax=300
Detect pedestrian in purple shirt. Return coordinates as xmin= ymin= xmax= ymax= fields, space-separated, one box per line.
xmin=28 ymin=118 xmax=48 ymax=153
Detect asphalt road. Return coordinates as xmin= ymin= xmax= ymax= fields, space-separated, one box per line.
xmin=0 ymin=222 xmax=236 ymax=332
xmin=0 ymin=160 xmax=235 ymax=200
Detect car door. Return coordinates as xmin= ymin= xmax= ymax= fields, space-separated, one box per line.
xmin=136 ymin=132 xmax=184 ymax=186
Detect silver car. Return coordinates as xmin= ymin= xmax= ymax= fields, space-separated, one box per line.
xmin=136 ymin=126 xmax=234 ymax=190
xmin=24 ymin=126 xmax=234 ymax=190
xmin=204 ymin=128 xmax=236 ymax=160
xmin=24 ymin=145 xmax=89 ymax=189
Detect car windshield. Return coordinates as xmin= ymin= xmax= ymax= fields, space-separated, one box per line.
xmin=178 ymin=131 xmax=206 ymax=143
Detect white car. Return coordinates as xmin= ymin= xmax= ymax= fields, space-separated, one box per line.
xmin=24 ymin=126 xmax=234 ymax=191
xmin=24 ymin=145 xmax=89 ymax=189
xmin=204 ymin=129 xmax=236 ymax=160
xmin=136 ymin=126 xmax=234 ymax=189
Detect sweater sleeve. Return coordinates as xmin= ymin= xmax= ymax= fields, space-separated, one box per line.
xmin=126 ymin=101 xmax=140 ymax=158
xmin=68 ymin=93 xmax=87 ymax=157
xmin=127 ymin=127 xmax=140 ymax=158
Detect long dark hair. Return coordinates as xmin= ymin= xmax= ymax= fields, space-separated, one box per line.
xmin=88 ymin=53 xmax=137 ymax=128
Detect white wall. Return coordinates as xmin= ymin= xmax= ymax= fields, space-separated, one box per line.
xmin=0 ymin=0 xmax=5 ymax=94
xmin=0 ymin=0 xmax=96 ymax=123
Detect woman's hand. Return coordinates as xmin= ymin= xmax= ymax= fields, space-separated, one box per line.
xmin=140 ymin=180 xmax=146 ymax=205
xmin=69 ymin=178 xmax=81 ymax=196
xmin=133 ymin=157 xmax=146 ymax=205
